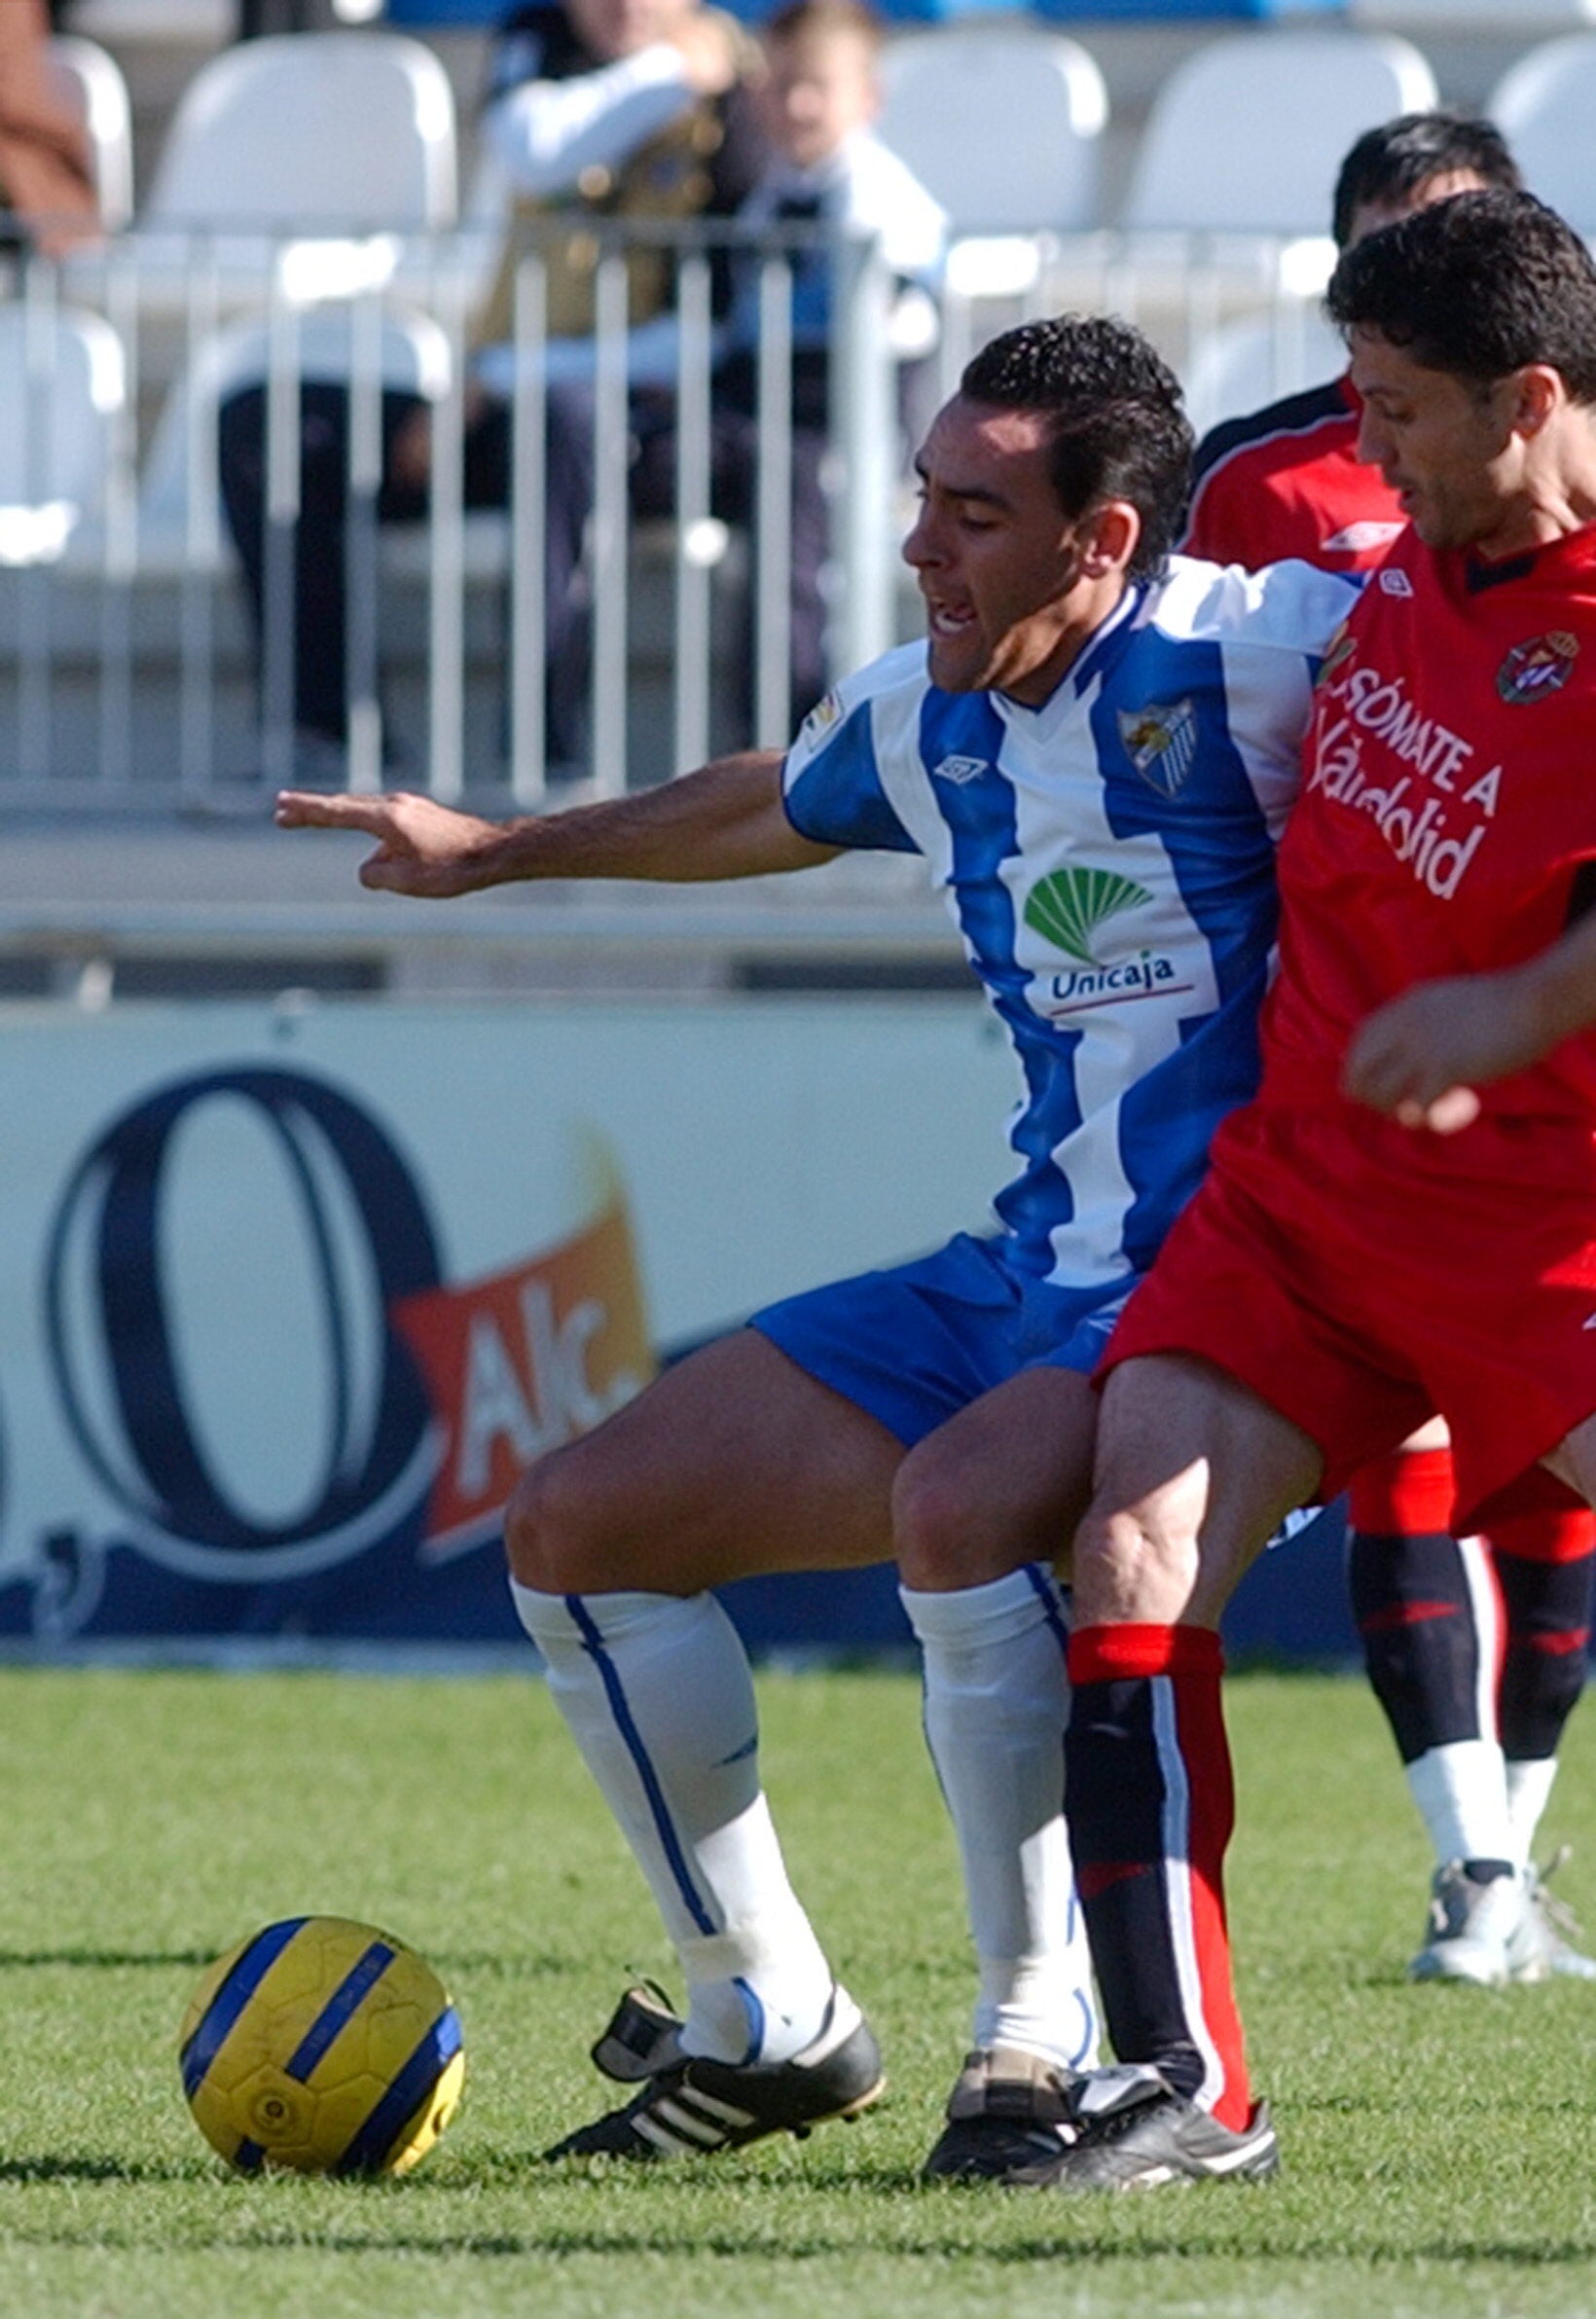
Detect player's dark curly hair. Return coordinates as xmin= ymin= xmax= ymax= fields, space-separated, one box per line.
xmin=960 ymin=314 xmax=1192 ymax=582
xmin=1330 ymin=111 xmax=1519 ymax=249
xmin=1325 ymin=189 xmax=1596 ymax=404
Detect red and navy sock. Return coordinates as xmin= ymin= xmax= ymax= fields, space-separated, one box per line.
xmin=1347 ymin=1447 xmax=1494 ymax=1763
xmin=1064 ymin=1623 xmax=1249 ymax=2130
xmin=1490 ymin=1505 xmax=1596 ymax=1768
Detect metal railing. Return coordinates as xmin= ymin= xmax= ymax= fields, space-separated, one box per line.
xmin=0 ymin=216 xmax=1341 ymax=811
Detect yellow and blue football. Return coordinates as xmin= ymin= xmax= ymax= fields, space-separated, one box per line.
xmin=179 ymin=1915 xmax=464 ymax=2175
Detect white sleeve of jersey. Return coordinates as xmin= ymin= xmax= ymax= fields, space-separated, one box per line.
xmin=781 ymin=642 xmax=933 ymax=854
xmin=1151 ymin=554 xmax=1360 ymax=836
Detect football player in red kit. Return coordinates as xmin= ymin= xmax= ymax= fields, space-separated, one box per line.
xmin=1029 ymin=190 xmax=1596 ymax=2192
xmin=1184 ymin=113 xmax=1518 ymax=576
xmin=1184 ymin=114 xmax=1596 ymax=1990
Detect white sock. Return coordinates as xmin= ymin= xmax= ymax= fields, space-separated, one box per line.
xmin=1505 ymin=1756 xmax=1559 ymax=1871
xmin=1406 ymin=1739 xmax=1515 ymax=1868
xmin=901 ymin=1565 xmax=1098 ymax=2072
xmin=511 ymin=1582 xmax=834 ymax=2065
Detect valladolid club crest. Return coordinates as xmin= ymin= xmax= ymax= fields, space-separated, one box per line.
xmin=1117 ymin=699 xmax=1198 ymax=797
xmin=1024 ymin=866 xmax=1153 ymax=965
xmin=1497 ymin=632 xmax=1578 ymax=706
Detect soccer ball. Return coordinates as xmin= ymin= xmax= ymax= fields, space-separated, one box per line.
xmin=178 ymin=1915 xmax=465 ymax=2175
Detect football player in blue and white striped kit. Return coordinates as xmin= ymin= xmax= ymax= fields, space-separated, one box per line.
xmin=277 ymin=315 xmax=1354 ymax=2180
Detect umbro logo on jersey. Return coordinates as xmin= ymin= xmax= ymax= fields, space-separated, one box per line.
xmin=932 ymin=753 xmax=990 ymax=785
xmin=1117 ymin=699 xmax=1197 ymax=799
xmin=1323 ymin=520 xmax=1405 ymax=554
xmin=1582 ymin=1314 xmax=1596 ymax=1332
xmin=1379 ymin=568 xmax=1414 ymax=598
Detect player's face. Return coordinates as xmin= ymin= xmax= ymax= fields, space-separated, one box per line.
xmin=1349 ymin=326 xmax=1518 ymax=553
xmin=903 ymin=396 xmax=1121 ymax=704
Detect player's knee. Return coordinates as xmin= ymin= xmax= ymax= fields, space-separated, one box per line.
xmin=1070 ymin=1492 xmax=1201 ymax=1625
xmin=503 ymin=1441 xmax=609 ymax=1593
xmin=891 ymin=1436 xmax=1016 ymax=1589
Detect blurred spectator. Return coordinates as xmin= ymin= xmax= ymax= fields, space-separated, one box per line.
xmin=0 ymin=0 xmax=100 ymax=259
xmin=217 ymin=0 xmax=769 ymax=778
xmin=632 ymin=0 xmax=945 ymax=736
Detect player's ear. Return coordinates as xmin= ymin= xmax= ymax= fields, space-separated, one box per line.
xmin=1506 ymin=363 xmax=1562 ymax=441
xmin=1077 ymin=498 xmax=1141 ymax=580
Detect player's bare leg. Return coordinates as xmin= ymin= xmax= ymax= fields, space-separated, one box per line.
xmin=893 ymin=1369 xmax=1103 ymax=2175
xmin=510 ymin=1326 xmax=902 ymax=1598
xmin=1019 ymin=1354 xmax=1320 ymax=2191
xmin=505 ymin=1329 xmax=899 ymax=2156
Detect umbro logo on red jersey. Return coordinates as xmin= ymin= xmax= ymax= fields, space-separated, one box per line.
xmin=1379 ymin=569 xmax=1414 ymax=598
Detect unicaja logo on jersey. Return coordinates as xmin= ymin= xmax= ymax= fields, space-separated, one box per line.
xmin=1026 ymin=867 xmax=1151 ymax=964
xmin=1025 ymin=868 xmax=1191 ymax=1013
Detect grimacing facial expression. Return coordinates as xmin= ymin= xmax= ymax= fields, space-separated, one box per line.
xmin=1349 ymin=326 xmax=1522 ymax=554
xmin=902 ymin=396 xmax=1110 ymax=706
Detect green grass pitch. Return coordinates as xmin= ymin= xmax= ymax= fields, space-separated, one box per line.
xmin=0 ymin=1659 xmax=1594 ymax=2318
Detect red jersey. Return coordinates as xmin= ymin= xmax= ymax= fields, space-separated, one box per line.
xmin=1242 ymin=520 xmax=1596 ymax=1145
xmin=1183 ymin=376 xmax=1406 ymax=574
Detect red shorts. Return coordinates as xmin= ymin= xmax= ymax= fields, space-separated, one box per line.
xmin=1102 ymin=1106 xmax=1596 ymax=1534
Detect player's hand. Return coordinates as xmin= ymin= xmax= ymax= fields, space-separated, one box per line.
xmin=274 ymin=789 xmax=505 ymax=897
xmin=1341 ymin=969 xmax=1547 ymax=1134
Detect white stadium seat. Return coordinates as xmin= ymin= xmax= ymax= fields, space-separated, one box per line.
xmin=140 ymin=30 xmax=457 ymax=233
xmin=877 ymin=26 xmax=1108 ymax=236
xmin=47 ymin=34 xmax=135 ymax=233
xmin=878 ymin=26 xmax=1107 ymax=304
xmin=0 ymin=306 xmax=128 ymax=565
xmin=1123 ymin=29 xmax=1439 ymax=236
xmin=1489 ymin=35 xmax=1596 ymax=233
xmin=137 ymin=306 xmax=453 ymax=571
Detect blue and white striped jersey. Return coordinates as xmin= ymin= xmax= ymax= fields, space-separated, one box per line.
xmin=782 ymin=555 xmax=1356 ymax=1292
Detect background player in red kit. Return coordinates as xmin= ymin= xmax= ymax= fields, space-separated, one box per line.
xmin=1024 ymin=189 xmax=1596 ymax=2192
xmin=1184 ymin=112 xmax=1518 ymax=574
xmin=1186 ymin=114 xmax=1596 ymax=1988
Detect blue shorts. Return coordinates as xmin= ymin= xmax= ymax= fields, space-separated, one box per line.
xmin=749 ymin=1232 xmax=1140 ymax=1449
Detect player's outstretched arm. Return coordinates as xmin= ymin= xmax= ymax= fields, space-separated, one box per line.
xmin=274 ymin=752 xmax=839 ymax=897
xmin=1343 ymin=907 xmax=1596 ymax=1134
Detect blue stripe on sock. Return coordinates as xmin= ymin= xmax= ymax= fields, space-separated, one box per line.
xmin=564 ymin=1594 xmax=717 ymax=1937
xmin=1023 ymin=1561 xmax=1081 ymax=1946
xmin=282 ymin=1941 xmax=396 ymax=2083
xmin=336 ymin=2006 xmax=462 ymax=2175
xmin=733 ymin=1977 xmax=764 ymax=2066
xmin=179 ymin=1916 xmax=309 ymax=2101
xmin=1023 ymin=1562 xmax=1071 ymax=1661
xmin=1067 ymin=1984 xmax=1097 ymax=2070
